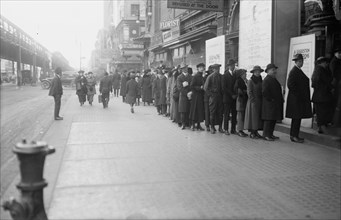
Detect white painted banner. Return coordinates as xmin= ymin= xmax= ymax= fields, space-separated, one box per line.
xmin=239 ymin=0 xmax=272 ymax=78
xmin=205 ymin=35 xmax=225 ymax=73
xmin=283 ymin=34 xmax=316 ymax=128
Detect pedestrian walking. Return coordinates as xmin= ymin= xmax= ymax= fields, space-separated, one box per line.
xmin=120 ymin=71 xmax=128 ymax=103
xmin=204 ymin=64 xmax=224 ymax=134
xmin=153 ymin=70 xmax=161 ymax=114
xmin=177 ymin=65 xmax=192 ymax=130
xmin=135 ymin=73 xmax=142 ymax=106
xmin=112 ymin=71 xmax=121 ymax=97
xmin=234 ymin=69 xmax=248 ymax=137
xmin=262 ymin=64 xmax=284 ymax=141
xmin=141 ymin=69 xmax=153 ymax=105
xmin=126 ymin=73 xmax=139 ymax=113
xmin=244 ymin=65 xmax=264 ymax=139
xmin=286 ymin=54 xmax=312 ymax=143
xmin=99 ymin=72 xmax=112 ymax=108
xmin=189 ymin=63 xmax=205 ymax=131
xmin=222 ymin=59 xmax=238 ymax=135
xmin=86 ymin=72 xmax=96 ymax=105
xmin=312 ymin=57 xmax=334 ymax=133
xmin=203 ymin=65 xmax=213 ymax=131
xmin=48 ymin=67 xmax=63 ymax=120
xmin=75 ymin=70 xmax=88 ymax=106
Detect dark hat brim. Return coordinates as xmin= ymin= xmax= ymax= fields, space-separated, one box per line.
xmin=250 ymin=68 xmax=264 ymax=73
xmin=265 ymin=65 xmax=278 ymax=72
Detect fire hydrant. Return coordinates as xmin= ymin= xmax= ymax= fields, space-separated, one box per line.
xmin=2 ymin=139 xmax=55 ymax=220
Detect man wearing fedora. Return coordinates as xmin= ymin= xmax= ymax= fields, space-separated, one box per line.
xmin=177 ymin=65 xmax=192 ymax=129
xmin=204 ymin=64 xmax=224 ymax=134
xmin=286 ymin=54 xmax=312 ymax=143
xmin=221 ymin=58 xmax=238 ymax=135
xmin=262 ymin=64 xmax=284 ymax=141
xmin=49 ymin=67 xmax=63 ymax=120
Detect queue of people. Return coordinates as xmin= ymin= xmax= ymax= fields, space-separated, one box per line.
xmin=49 ymin=49 xmax=341 ymax=142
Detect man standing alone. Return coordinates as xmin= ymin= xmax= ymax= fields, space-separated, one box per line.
xmin=99 ymin=72 xmax=113 ymax=108
xmin=49 ymin=67 xmax=63 ymax=120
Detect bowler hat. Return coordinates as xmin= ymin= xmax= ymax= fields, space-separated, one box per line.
xmin=196 ymin=63 xmax=205 ymax=68
xmin=315 ymin=56 xmax=329 ymax=65
xmin=292 ymin=53 xmax=304 ymax=61
xmin=265 ymin=63 xmax=278 ymax=72
xmin=334 ymin=47 xmax=341 ymax=53
xmin=227 ymin=59 xmax=236 ymax=66
xmin=236 ymin=69 xmax=247 ymax=77
xmin=211 ymin=64 xmax=221 ymax=69
xmin=250 ymin=65 xmax=264 ymax=73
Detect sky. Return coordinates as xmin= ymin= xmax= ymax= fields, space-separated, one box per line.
xmin=1 ymin=0 xmax=103 ymax=69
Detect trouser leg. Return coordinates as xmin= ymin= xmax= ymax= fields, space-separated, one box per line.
xmin=237 ymin=110 xmax=245 ymax=131
xmin=54 ymin=95 xmax=61 ymax=118
xmin=263 ymin=120 xmax=272 ymax=137
xmin=223 ymin=103 xmax=230 ymax=131
xmin=231 ymin=100 xmax=237 ymax=131
xmin=290 ymin=118 xmax=301 ymax=137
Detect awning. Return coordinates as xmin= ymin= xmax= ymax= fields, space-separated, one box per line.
xmin=133 ymin=33 xmax=152 ymax=43
xmin=163 ymin=25 xmax=217 ymax=49
xmin=149 ymin=44 xmax=163 ymax=51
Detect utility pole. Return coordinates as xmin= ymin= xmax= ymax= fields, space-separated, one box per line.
xmin=79 ymin=41 xmax=82 ymax=70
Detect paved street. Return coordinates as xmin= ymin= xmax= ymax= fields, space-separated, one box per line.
xmin=1 ymin=90 xmax=340 ymax=220
xmin=0 ymin=84 xmax=72 ymax=198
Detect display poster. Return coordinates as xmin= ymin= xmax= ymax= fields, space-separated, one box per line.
xmin=167 ymin=0 xmax=223 ymax=12
xmin=161 ymin=18 xmax=180 ymax=43
xmin=205 ymin=35 xmax=225 ymax=73
xmin=239 ymin=0 xmax=272 ymax=78
xmin=283 ymin=34 xmax=315 ymax=128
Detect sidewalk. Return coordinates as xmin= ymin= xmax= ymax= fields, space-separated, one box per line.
xmin=2 ymin=94 xmax=341 ymax=219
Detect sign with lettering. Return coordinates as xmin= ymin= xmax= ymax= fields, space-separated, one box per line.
xmin=205 ymin=35 xmax=225 ymax=73
xmin=160 ymin=18 xmax=180 ymax=30
xmin=283 ymin=34 xmax=315 ymax=128
xmin=119 ymin=44 xmax=144 ymax=50
xmin=167 ymin=0 xmax=223 ymax=12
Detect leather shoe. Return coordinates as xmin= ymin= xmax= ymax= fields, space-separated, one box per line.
xmin=255 ymin=131 xmax=263 ymax=138
xmin=181 ymin=125 xmax=186 ymax=130
xmin=191 ymin=126 xmax=195 ymax=131
xmin=237 ymin=131 xmax=248 ymax=137
xmin=230 ymin=130 xmax=237 ymax=135
xmin=197 ymin=125 xmax=204 ymax=131
xmin=218 ymin=128 xmax=224 ymax=133
xmin=55 ymin=116 xmax=63 ymax=120
xmin=263 ymin=136 xmax=274 ymax=141
xmin=290 ymin=136 xmax=304 ymax=143
xmin=271 ymin=135 xmax=279 ymax=140
xmin=206 ymin=126 xmax=210 ymax=132
xmin=224 ymin=130 xmax=230 ymax=135
xmin=250 ymin=133 xmax=258 ymax=139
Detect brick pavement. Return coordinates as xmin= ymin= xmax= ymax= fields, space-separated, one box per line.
xmin=2 ymin=93 xmax=340 ymax=219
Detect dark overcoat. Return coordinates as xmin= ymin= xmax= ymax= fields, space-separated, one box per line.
xmin=312 ymin=65 xmax=333 ymax=103
xmin=99 ymin=75 xmax=113 ymax=94
xmin=189 ymin=72 xmax=205 ymax=122
xmin=204 ymin=72 xmax=223 ymax=125
xmin=112 ymin=73 xmax=121 ymax=89
xmin=136 ymin=76 xmax=142 ymax=98
xmin=49 ymin=75 xmax=63 ymax=96
xmin=235 ymin=77 xmax=248 ymax=111
xmin=86 ymin=76 xmax=96 ymax=95
xmin=141 ymin=75 xmax=152 ymax=102
xmin=159 ymin=75 xmax=167 ymax=105
xmin=120 ymin=75 xmax=128 ymax=96
xmin=244 ymin=76 xmax=263 ymax=130
xmin=152 ymin=77 xmax=161 ymax=105
xmin=125 ymin=79 xmax=139 ymax=104
xmin=285 ymin=66 xmax=312 ymax=119
xmin=221 ymin=70 xmax=237 ymax=104
xmin=166 ymin=76 xmax=172 ymax=105
xmin=262 ymin=75 xmax=284 ymax=121
xmin=177 ymin=73 xmax=191 ymax=113
xmin=75 ymin=75 xmax=87 ymax=95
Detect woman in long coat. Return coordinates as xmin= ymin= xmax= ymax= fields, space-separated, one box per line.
xmin=234 ymin=69 xmax=248 ymax=137
xmin=171 ymin=69 xmax=181 ymax=125
xmin=125 ymin=73 xmax=139 ymax=113
xmin=244 ymin=66 xmax=263 ymax=138
xmin=120 ymin=72 xmax=128 ymax=103
xmin=312 ymin=57 xmax=334 ymax=133
xmin=141 ymin=70 xmax=153 ymax=105
xmin=75 ymin=70 xmax=88 ymax=106
xmin=166 ymin=70 xmax=173 ymax=118
xmin=159 ymin=71 xmax=167 ymax=114
xmin=286 ymin=54 xmax=312 ymax=142
xmin=189 ymin=63 xmax=205 ymax=131
xmin=86 ymin=72 xmax=96 ymax=105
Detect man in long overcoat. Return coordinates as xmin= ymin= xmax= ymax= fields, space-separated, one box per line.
xmin=262 ymin=64 xmax=283 ymax=141
xmin=159 ymin=69 xmax=167 ymax=115
xmin=221 ymin=59 xmax=238 ymax=135
xmin=152 ymin=71 xmax=161 ymax=114
xmin=49 ymin=67 xmax=63 ymax=120
xmin=177 ymin=65 xmax=191 ymax=129
xmin=112 ymin=71 xmax=121 ymax=97
xmin=286 ymin=54 xmax=312 ymax=143
xmin=312 ymin=57 xmax=334 ymax=133
xmin=141 ymin=69 xmax=153 ymax=105
xmin=171 ymin=68 xmax=181 ymax=125
xmin=166 ymin=69 xmax=173 ymax=117
xmin=126 ymin=73 xmax=139 ymax=113
xmin=204 ymin=64 xmax=224 ymax=134
xmin=330 ymin=47 xmax=341 ymax=112
xmin=203 ymin=66 xmax=213 ymax=131
xmin=99 ymin=72 xmax=113 ymax=108
xmin=189 ymin=63 xmax=205 ymax=131
xmin=120 ymin=71 xmax=128 ymax=102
